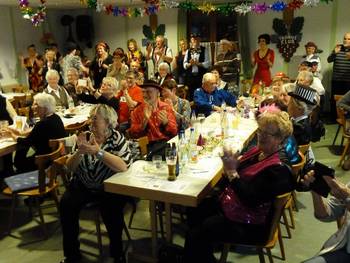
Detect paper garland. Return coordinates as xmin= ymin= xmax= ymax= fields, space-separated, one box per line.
xmin=19 ymin=0 xmax=335 ymax=26
xmin=18 ymin=0 xmax=46 ymax=26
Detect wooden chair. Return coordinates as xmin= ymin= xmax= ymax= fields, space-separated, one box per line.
xmin=281 ymin=151 xmax=306 ymax=238
xmin=338 ymin=123 xmax=350 ymax=166
xmin=53 ymin=153 xmax=132 ymax=257
xmin=11 ymin=94 xmax=27 ymax=109
xmin=65 ymin=120 xmax=89 ymax=135
xmin=333 ymin=95 xmax=346 ymax=146
xmin=219 ymin=193 xmax=291 ymax=263
xmin=2 ymin=142 xmax=65 ymax=239
xmin=298 ymin=143 xmax=310 ymax=156
xmin=138 ymin=136 xmax=149 ymax=157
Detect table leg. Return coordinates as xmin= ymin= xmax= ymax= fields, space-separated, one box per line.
xmin=165 ymin=202 xmax=172 ymax=243
xmin=149 ymin=200 xmax=158 ymax=258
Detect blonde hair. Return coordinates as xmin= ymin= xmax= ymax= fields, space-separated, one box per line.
xmin=102 ymin=77 xmax=119 ymax=93
xmin=90 ymin=104 xmax=118 ymax=128
xmin=257 ymin=111 xmax=293 ymax=140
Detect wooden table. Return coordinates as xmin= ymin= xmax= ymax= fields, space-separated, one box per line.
xmin=0 ymin=104 xmax=94 ymax=157
xmin=104 ymin=112 xmax=258 ymax=262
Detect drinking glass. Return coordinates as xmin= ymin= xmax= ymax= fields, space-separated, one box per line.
xmin=165 ymin=148 xmax=177 ymax=181
xmin=197 ymin=113 xmax=205 ymax=134
xmin=152 ymin=155 xmax=162 ymax=169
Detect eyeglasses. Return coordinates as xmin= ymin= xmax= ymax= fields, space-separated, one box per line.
xmin=256 ymin=128 xmax=278 ymax=138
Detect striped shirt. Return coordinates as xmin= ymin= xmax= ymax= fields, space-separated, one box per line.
xmin=327 ymin=50 xmax=350 ymax=81
xmin=75 ymin=129 xmax=132 ymax=190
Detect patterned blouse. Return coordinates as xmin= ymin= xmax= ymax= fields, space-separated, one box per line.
xmin=74 ymin=129 xmax=132 ymax=190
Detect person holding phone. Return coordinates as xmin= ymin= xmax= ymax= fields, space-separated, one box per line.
xmin=327 ymin=32 xmax=350 ymax=121
xmin=59 ymin=104 xmax=132 ymax=263
xmin=302 ymin=170 xmax=350 ymax=263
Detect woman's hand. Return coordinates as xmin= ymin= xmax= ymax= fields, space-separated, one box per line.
xmin=77 ymin=132 xmax=100 ymax=155
xmin=221 ymin=146 xmax=240 ymax=178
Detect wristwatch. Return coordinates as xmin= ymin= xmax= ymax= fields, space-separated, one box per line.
xmin=96 ymin=150 xmax=105 ymax=160
xmin=344 ymin=197 xmax=350 ymax=205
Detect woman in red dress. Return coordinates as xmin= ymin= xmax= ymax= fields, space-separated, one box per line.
xmin=252 ymin=34 xmax=274 ymax=87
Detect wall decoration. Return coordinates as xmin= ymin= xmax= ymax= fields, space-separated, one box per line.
xmin=271 ymin=16 xmax=304 ymax=62
xmin=18 ymin=0 xmax=46 ymax=26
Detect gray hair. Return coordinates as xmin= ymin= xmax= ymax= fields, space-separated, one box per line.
xmin=202 ymin=72 xmax=215 ymax=84
xmin=102 ymin=77 xmax=119 ymax=93
xmin=45 ymin=69 xmax=60 ymax=81
xmin=297 ymin=70 xmax=314 ymax=85
xmin=67 ymin=67 xmax=79 ymax=76
xmin=33 ymin=93 xmax=56 ymax=114
xmin=90 ymin=104 xmax=118 ymax=128
xmin=158 ymin=62 xmax=170 ymax=72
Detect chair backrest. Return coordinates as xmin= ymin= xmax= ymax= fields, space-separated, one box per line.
xmin=334 ymin=95 xmax=346 ymax=126
xmin=35 ymin=142 xmax=64 ymax=193
xmin=49 ymin=135 xmax=77 ymax=155
xmin=138 ymin=136 xmax=149 ymax=157
xmin=298 ymin=144 xmax=310 ymax=155
xmin=291 ymin=151 xmax=306 ymax=180
xmin=266 ymin=193 xmax=291 ymax=242
xmin=65 ymin=121 xmax=89 ymax=135
xmin=11 ymin=95 xmax=27 ymax=109
xmin=52 ymin=154 xmax=71 ymax=189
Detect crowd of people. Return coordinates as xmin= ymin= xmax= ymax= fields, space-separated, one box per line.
xmin=1 ymin=31 xmax=350 ymax=263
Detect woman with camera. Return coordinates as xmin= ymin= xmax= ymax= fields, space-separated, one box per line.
xmin=59 ymin=104 xmax=132 ymax=263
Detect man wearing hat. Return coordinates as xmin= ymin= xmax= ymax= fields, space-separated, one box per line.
xmin=183 ymin=32 xmax=210 ymax=101
xmin=129 ymin=80 xmax=177 ymax=155
xmin=194 ymin=73 xmax=237 ymax=117
xmin=287 ymin=84 xmax=317 ymax=145
xmin=328 ymin=32 xmax=350 ymax=121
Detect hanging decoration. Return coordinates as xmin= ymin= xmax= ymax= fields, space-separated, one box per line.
xmin=19 ymin=0 xmax=46 ymax=26
xmin=79 ymin=0 xmax=335 ymax=18
xmin=198 ymin=2 xmax=216 ymax=15
xmin=303 ymin=0 xmax=320 ymax=7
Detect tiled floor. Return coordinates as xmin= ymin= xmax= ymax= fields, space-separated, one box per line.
xmin=0 ymin=123 xmax=349 ymax=263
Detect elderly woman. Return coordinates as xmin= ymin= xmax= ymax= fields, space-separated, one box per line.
xmin=211 ymin=65 xmax=228 ymax=90
xmin=44 ymin=69 xmax=74 ymax=109
xmin=63 ymin=67 xmax=80 ymax=106
xmin=76 ymin=76 xmax=120 ymax=114
xmin=161 ymin=79 xmax=191 ymax=130
xmin=156 ymin=62 xmax=172 ymax=85
xmin=59 ymin=104 xmax=132 ymax=263
xmin=107 ymin=48 xmax=129 ymax=87
xmin=184 ymin=111 xmax=295 ymax=263
xmin=5 ymin=93 xmax=66 ymax=173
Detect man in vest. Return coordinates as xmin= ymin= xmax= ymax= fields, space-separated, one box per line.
xmin=183 ymin=33 xmax=210 ymax=101
xmin=146 ymin=35 xmax=173 ymax=78
xmin=44 ymin=69 xmax=73 ymax=109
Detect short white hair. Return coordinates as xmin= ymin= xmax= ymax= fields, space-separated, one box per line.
xmin=297 ymin=70 xmax=314 ymax=85
xmin=45 ymin=69 xmax=60 ymax=81
xmin=158 ymin=62 xmax=170 ymax=72
xmin=202 ymin=72 xmax=215 ymax=84
xmin=33 ymin=93 xmax=56 ymax=114
xmin=67 ymin=67 xmax=79 ymax=76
